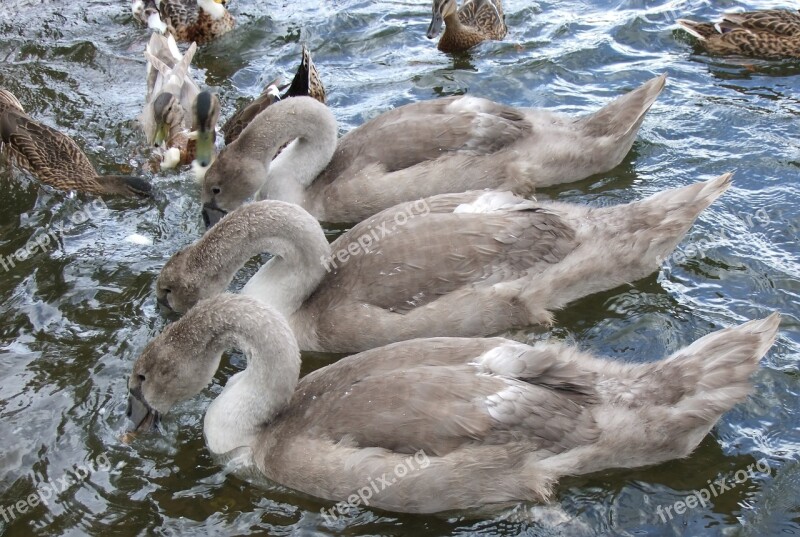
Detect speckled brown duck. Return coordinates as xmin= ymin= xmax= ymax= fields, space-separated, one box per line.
xmin=132 ymin=0 xmax=235 ymax=45
xmin=0 ymin=89 xmax=152 ymax=198
xmin=221 ymin=45 xmax=326 ymax=146
xmin=678 ymin=10 xmax=800 ymax=59
xmin=427 ymin=0 xmax=507 ymax=53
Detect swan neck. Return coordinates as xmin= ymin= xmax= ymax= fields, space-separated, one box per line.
xmin=191 ymin=202 xmax=331 ymax=317
xmin=235 ymin=99 xmax=337 ymax=211
xmin=203 ymin=307 xmax=301 ymax=455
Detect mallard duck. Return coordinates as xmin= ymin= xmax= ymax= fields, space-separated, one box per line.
xmin=140 ymin=33 xmax=218 ymax=170
xmin=127 ymin=292 xmax=779 ymax=513
xmin=0 ymin=89 xmax=151 ymax=198
xmin=201 ymin=74 xmax=667 ymax=226
xmin=677 ymin=10 xmax=800 ymax=58
xmin=221 ymin=45 xmax=326 ymax=146
xmin=427 ymin=0 xmax=507 ymax=53
xmin=159 ymin=174 xmax=730 ymax=353
xmin=132 ymin=0 xmax=234 ymax=45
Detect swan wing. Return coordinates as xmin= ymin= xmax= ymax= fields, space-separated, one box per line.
xmin=276 ymin=337 xmax=599 ymax=457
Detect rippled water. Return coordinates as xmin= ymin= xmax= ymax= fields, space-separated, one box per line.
xmin=0 ymin=0 xmax=799 ymax=535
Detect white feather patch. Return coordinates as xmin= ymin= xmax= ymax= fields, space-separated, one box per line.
xmin=454 ymin=191 xmax=536 ymax=214
xmin=473 ymin=342 xmax=531 ymax=376
xmin=198 ymin=0 xmax=226 ymax=19
xmin=147 ymin=12 xmax=167 ymax=33
xmin=444 ymin=95 xmax=488 ymax=114
xmin=161 ymin=147 xmax=181 ymax=169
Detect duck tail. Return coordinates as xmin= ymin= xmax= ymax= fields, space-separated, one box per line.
xmin=95 ymin=175 xmax=154 ymax=198
xmin=652 ymin=314 xmax=779 ymax=427
xmin=676 ymin=19 xmax=718 ymax=40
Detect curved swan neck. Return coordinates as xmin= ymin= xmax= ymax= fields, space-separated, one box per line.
xmin=188 ymin=201 xmax=332 ymax=316
xmin=233 ymin=97 xmax=337 ymax=209
xmin=194 ymin=296 xmax=301 ymax=455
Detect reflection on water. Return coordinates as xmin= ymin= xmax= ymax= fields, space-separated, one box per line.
xmin=1 ymin=0 xmax=799 ymax=535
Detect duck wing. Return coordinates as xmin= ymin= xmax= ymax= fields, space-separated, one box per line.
xmin=458 ymin=0 xmax=506 ymax=39
xmin=720 ymin=10 xmax=800 ymax=36
xmin=0 ymin=106 xmax=98 ymax=190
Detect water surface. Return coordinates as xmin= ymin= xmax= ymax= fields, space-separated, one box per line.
xmin=0 ymin=0 xmax=799 ymax=535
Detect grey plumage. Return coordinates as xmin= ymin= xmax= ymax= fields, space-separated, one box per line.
xmin=128 ymin=293 xmax=780 ymax=513
xmin=201 ymin=74 xmax=667 ymax=225
xmin=160 ymin=174 xmax=731 ymax=353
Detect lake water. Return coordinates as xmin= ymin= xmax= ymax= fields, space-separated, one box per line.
xmin=0 ymin=0 xmax=799 ymax=535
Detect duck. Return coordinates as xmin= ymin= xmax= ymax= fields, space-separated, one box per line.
xmin=427 ymin=0 xmax=507 ymax=53
xmin=0 ymin=89 xmax=152 ymax=198
xmin=159 ymin=174 xmax=731 ymax=353
xmin=132 ymin=0 xmax=235 ymax=45
xmin=677 ymin=10 xmax=800 ymax=59
xmin=131 ymin=0 xmax=168 ymax=33
xmin=200 ymin=74 xmax=667 ymax=226
xmin=127 ymin=292 xmax=780 ymax=513
xmin=140 ymin=33 xmax=218 ymax=170
xmin=221 ymin=45 xmax=326 ymax=146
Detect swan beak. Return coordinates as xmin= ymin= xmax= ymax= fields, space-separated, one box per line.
xmin=126 ymin=387 xmax=160 ymax=432
xmin=156 ymin=292 xmax=173 ymax=313
xmin=202 ymin=202 xmax=227 ymax=229
xmin=427 ymin=13 xmax=443 ymax=39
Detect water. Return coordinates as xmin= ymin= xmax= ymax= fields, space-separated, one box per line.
xmin=0 ymin=0 xmax=799 ymax=535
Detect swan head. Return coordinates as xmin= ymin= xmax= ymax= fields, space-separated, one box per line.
xmin=201 ymin=157 xmax=267 ymax=228
xmin=427 ymin=0 xmax=457 ymax=38
xmin=156 ymin=246 xmax=226 ymax=314
xmin=127 ymin=296 xmax=235 ymax=432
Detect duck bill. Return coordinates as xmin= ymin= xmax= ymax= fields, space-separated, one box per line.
xmin=427 ymin=14 xmax=443 ymax=39
xmin=194 ymin=130 xmax=215 ymax=168
xmin=153 ymin=121 xmax=169 ymax=148
xmin=202 ymin=202 xmax=227 ymax=229
xmin=126 ymin=388 xmax=160 ymax=433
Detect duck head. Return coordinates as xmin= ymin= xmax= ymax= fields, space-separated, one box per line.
xmin=192 ymin=91 xmax=220 ymax=168
xmin=427 ymin=0 xmax=458 ymax=38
